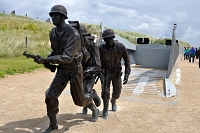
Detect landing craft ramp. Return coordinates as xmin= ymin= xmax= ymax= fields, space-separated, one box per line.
xmin=121 ymin=65 xmax=179 ymax=106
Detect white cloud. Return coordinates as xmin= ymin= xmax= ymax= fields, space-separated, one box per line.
xmin=131 ymin=23 xmax=149 ymax=30
xmin=182 ymin=26 xmax=200 ymax=38
xmin=0 ymin=0 xmax=200 ymax=47
xmin=174 ymin=12 xmax=187 ymax=20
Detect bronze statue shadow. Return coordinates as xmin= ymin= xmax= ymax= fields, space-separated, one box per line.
xmin=0 ymin=113 xmax=92 ymax=133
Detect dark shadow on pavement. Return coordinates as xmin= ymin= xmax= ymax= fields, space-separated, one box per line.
xmin=0 ymin=113 xmax=92 ymax=133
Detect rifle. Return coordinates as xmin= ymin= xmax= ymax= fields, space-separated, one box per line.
xmin=83 ymin=70 xmax=102 ymax=84
xmin=23 ymin=51 xmax=57 ymax=73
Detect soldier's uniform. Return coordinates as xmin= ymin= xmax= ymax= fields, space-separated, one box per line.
xmin=80 ymin=25 xmax=101 ymax=122
xmin=99 ymin=42 xmax=130 ymax=99
xmin=37 ymin=5 xmax=92 ymax=133
xmin=46 ymin=24 xmax=89 ymax=107
xmin=98 ymin=29 xmax=131 ymax=119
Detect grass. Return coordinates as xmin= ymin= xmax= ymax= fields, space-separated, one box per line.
xmin=0 ymin=13 xmax=53 ymax=58
xmin=0 ymin=13 xmax=52 ymax=78
xmin=0 ymin=57 xmax=43 ymax=78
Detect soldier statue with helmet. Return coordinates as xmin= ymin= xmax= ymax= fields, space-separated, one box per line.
xmin=79 ymin=25 xmax=101 ymax=119
xmin=98 ymin=29 xmax=131 ymax=119
xmin=34 ymin=5 xmax=96 ymax=133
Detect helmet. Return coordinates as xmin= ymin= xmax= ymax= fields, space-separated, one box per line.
xmin=102 ymin=29 xmax=115 ymax=39
xmin=80 ymin=25 xmax=88 ymax=36
xmin=49 ymin=5 xmax=68 ymax=19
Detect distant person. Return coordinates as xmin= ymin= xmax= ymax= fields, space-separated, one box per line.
xmin=183 ymin=47 xmax=187 ymax=60
xmin=185 ymin=47 xmax=190 ymax=60
xmin=35 ymin=5 xmax=93 ymax=133
xmin=189 ymin=47 xmax=196 ymax=63
xmin=195 ymin=47 xmax=198 ymax=59
xmin=98 ymin=29 xmax=131 ymax=119
xmin=196 ymin=47 xmax=200 ymax=68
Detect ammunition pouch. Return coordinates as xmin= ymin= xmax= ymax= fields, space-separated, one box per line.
xmin=101 ymin=66 xmax=122 ymax=77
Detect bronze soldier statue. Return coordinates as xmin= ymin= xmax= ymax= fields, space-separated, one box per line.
xmin=99 ymin=29 xmax=131 ymax=119
xmin=35 ymin=5 xmax=93 ymax=133
xmin=80 ymin=25 xmax=101 ymax=120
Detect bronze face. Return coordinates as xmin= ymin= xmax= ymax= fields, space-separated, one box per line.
xmin=104 ymin=37 xmax=114 ymax=48
xmin=50 ymin=13 xmax=62 ymax=26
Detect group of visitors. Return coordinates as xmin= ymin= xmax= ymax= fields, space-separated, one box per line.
xmin=184 ymin=46 xmax=200 ymax=68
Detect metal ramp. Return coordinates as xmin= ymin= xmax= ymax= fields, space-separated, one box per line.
xmin=121 ymin=66 xmax=179 ymax=106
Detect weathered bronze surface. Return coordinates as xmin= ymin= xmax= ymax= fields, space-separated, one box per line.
xmin=99 ymin=29 xmax=131 ymax=119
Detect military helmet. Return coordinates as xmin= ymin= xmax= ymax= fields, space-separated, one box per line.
xmin=80 ymin=25 xmax=88 ymax=36
xmin=49 ymin=5 xmax=68 ymax=19
xmin=102 ymin=29 xmax=115 ymax=39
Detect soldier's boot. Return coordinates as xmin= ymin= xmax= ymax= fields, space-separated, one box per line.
xmin=102 ymin=99 xmax=109 ymax=119
xmin=92 ymin=89 xmax=101 ymax=107
xmin=87 ymin=102 xmax=99 ymax=122
xmin=111 ymin=98 xmax=117 ymax=111
xmin=82 ymin=107 xmax=88 ymax=114
xmin=42 ymin=116 xmax=58 ymax=133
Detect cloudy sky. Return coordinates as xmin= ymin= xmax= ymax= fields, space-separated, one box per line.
xmin=1 ymin=0 xmax=200 ymax=47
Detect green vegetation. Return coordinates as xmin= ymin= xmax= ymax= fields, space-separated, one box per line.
xmin=0 ymin=13 xmax=53 ymax=78
xmin=0 ymin=13 xmax=191 ymax=78
xmin=0 ymin=57 xmax=43 ymax=78
xmin=0 ymin=13 xmax=53 ymax=58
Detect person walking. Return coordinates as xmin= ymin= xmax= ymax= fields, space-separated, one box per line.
xmin=185 ymin=47 xmax=190 ymax=60
xmin=196 ymin=47 xmax=200 ymax=68
xmin=195 ymin=47 xmax=198 ymax=59
xmin=189 ymin=47 xmax=196 ymax=63
xmin=183 ymin=47 xmax=187 ymax=60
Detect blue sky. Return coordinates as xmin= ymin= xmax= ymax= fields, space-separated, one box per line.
xmin=1 ymin=0 xmax=200 ymax=47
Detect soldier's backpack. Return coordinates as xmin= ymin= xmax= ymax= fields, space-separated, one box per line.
xmin=68 ymin=21 xmax=90 ymax=63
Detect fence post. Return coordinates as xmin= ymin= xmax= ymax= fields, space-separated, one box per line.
xmin=25 ymin=36 xmax=28 ymax=48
